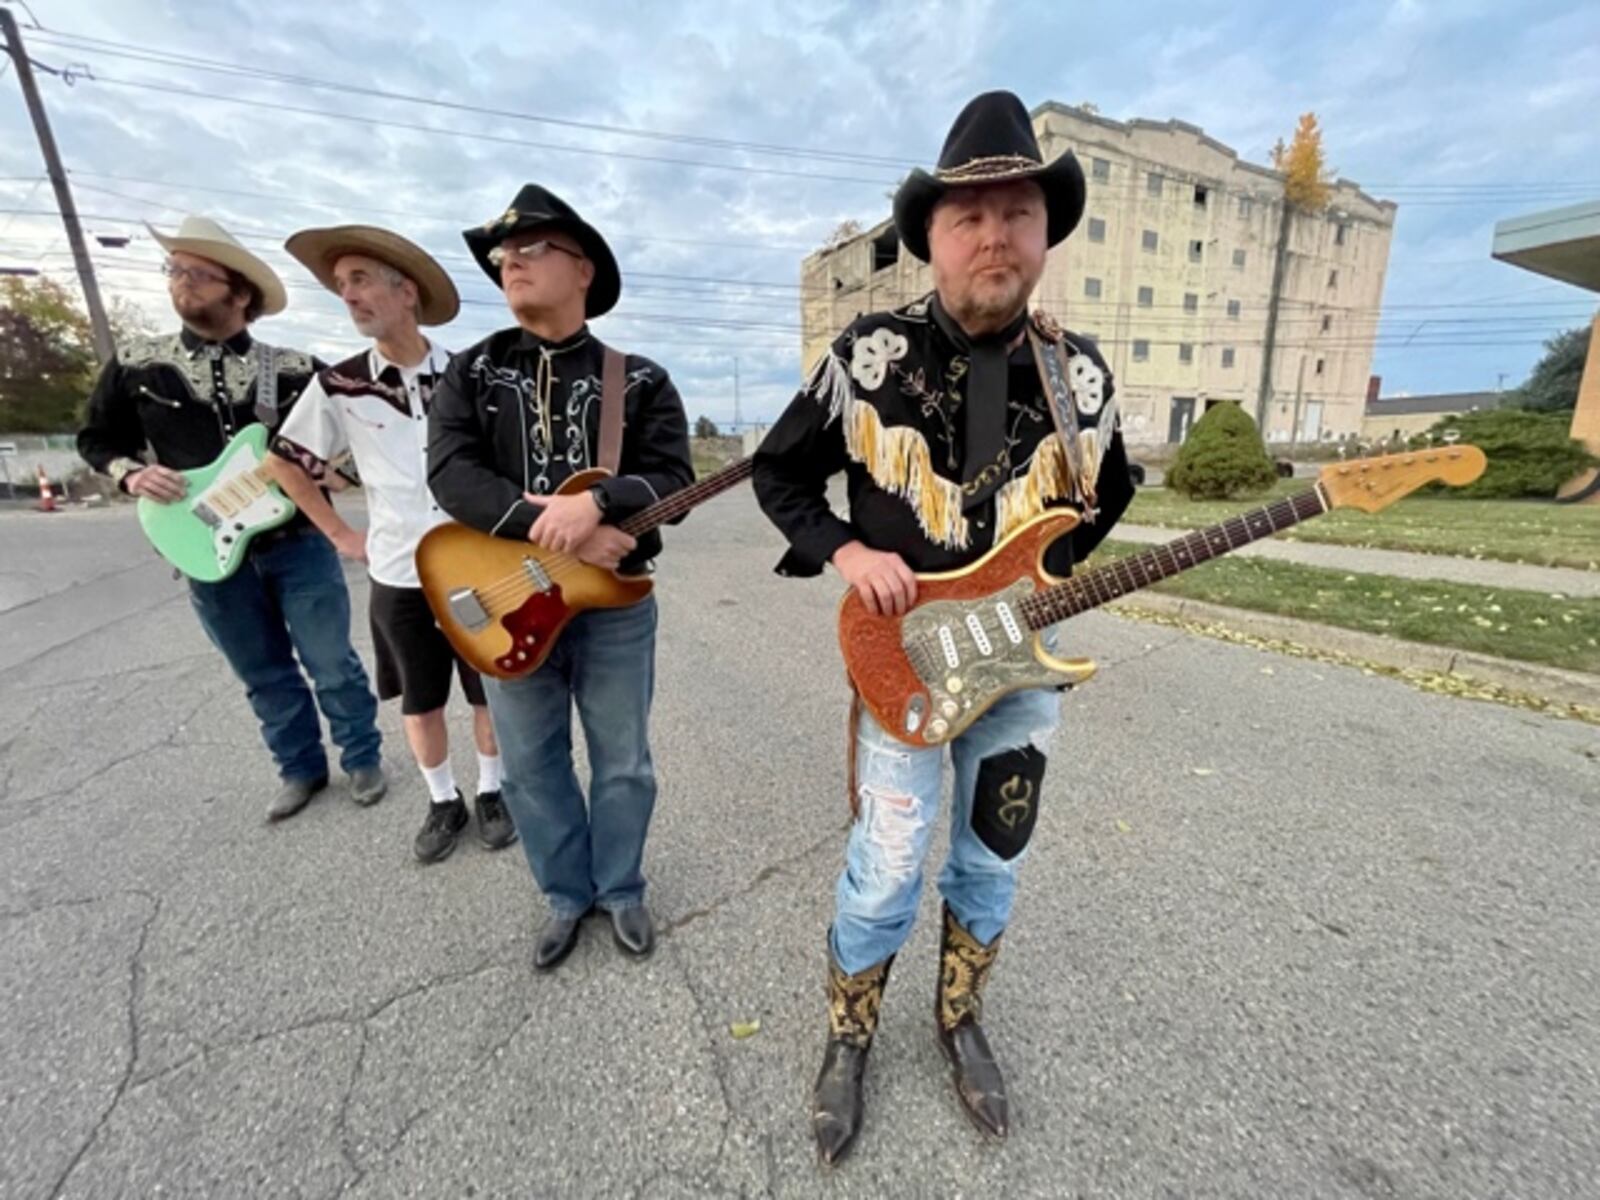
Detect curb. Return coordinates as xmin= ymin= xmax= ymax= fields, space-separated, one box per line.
xmin=1109 ymin=594 xmax=1600 ymax=712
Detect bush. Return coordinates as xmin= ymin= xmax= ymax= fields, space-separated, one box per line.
xmin=1166 ymin=402 xmax=1278 ymax=499
xmin=1415 ymin=408 xmax=1598 ymax=498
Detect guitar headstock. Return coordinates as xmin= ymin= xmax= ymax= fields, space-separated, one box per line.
xmin=1317 ymin=445 xmax=1486 ymax=513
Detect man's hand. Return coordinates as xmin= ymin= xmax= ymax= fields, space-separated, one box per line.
xmin=573 ymin=526 xmax=637 ymax=570
xmin=832 ymin=540 xmax=918 ymax=616
xmin=125 ymin=465 xmax=187 ymax=503
xmin=331 ymin=526 xmax=369 ymax=563
xmin=525 ymin=490 xmax=603 ymax=553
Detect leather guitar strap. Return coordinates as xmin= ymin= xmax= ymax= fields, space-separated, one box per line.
xmin=598 ymin=346 xmax=624 ymax=475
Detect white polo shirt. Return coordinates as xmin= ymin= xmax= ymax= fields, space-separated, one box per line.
xmin=275 ymin=341 xmax=453 ymax=588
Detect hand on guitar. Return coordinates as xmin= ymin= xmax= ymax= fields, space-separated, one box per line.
xmin=573 ymin=526 xmax=637 ymax=570
xmin=833 ymin=540 xmax=918 ymax=616
xmin=331 ymin=526 xmax=369 ymax=564
xmin=125 ymin=465 xmax=188 ymax=503
xmin=524 ymin=490 xmax=603 ymax=554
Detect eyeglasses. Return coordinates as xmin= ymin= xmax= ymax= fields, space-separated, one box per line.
xmin=487 ymin=240 xmax=584 ymax=268
xmin=162 ymin=261 xmax=231 ymax=286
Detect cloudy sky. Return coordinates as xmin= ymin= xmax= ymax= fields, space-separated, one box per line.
xmin=3 ymin=0 xmax=1597 ymax=425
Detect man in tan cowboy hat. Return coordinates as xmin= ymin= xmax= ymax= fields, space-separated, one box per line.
xmin=753 ymin=91 xmax=1135 ymax=1164
xmin=79 ymin=215 xmax=386 ymax=821
xmin=268 ymin=226 xmax=515 ymax=863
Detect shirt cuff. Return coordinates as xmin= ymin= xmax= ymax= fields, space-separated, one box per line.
xmin=773 ymin=518 xmax=855 ymax=578
xmin=593 ymin=474 xmax=659 ymax=518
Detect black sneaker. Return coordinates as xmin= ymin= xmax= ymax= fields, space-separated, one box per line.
xmin=476 ymin=790 xmax=517 ymax=850
xmin=414 ymin=794 xmax=469 ymax=863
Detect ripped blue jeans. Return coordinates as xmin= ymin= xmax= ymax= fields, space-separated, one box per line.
xmin=830 ymin=685 xmax=1062 ymax=974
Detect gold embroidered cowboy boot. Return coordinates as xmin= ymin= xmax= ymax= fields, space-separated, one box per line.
xmin=811 ymin=947 xmax=894 ymax=1166
xmin=935 ymin=903 xmax=1009 ymax=1139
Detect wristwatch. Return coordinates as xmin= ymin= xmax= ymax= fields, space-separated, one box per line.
xmin=588 ymin=483 xmax=611 ymax=516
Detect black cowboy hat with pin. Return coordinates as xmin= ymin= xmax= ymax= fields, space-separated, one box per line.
xmin=463 ymin=183 xmax=621 ymax=318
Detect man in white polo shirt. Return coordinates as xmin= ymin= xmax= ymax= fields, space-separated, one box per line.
xmin=267 ymin=225 xmax=515 ymax=863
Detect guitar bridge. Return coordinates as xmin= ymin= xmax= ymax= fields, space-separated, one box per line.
xmin=447 ymin=588 xmax=490 ymax=632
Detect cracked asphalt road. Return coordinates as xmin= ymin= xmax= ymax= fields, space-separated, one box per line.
xmin=2 ymin=499 xmax=1596 ymax=1198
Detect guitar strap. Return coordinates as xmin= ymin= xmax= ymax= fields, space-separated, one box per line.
xmin=845 ymin=684 xmax=863 ymax=820
xmin=598 ymin=346 xmax=624 ymax=475
xmin=1025 ymin=328 xmax=1096 ymax=510
xmin=253 ymin=343 xmax=281 ymax=429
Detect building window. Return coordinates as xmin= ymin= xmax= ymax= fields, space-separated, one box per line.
xmin=1133 ymin=339 xmax=1150 ymax=361
xmin=1092 ymin=157 xmax=1111 ymax=181
xmin=1137 ymin=285 xmax=1154 ymax=308
xmin=1232 ymin=248 xmax=1247 ymax=268
xmin=1328 ymin=268 xmax=1339 ymax=287
xmin=1183 ymin=292 xmax=1199 ymax=314
xmin=1239 ymin=195 xmax=1253 ymax=218
xmin=1221 ymin=347 xmax=1236 ymax=368
xmin=1179 ymin=343 xmax=1194 ymax=364
xmin=1227 ymin=299 xmax=1242 ymax=319
xmin=1194 ymin=184 xmax=1209 ymax=207
xmin=871 ymin=227 xmax=899 ymax=272
xmin=1148 ymin=172 xmax=1163 ymax=196
xmin=1335 ymin=223 xmax=1348 ymax=246
xmin=1142 ymin=229 xmax=1158 ymax=253
xmin=1315 ymin=358 xmax=1325 ymax=375
xmin=1321 ymin=314 xmax=1332 ymax=332
xmin=1189 ymin=240 xmax=1204 ymax=262
xmin=1084 ymin=276 xmax=1102 ymax=299
xmin=1088 ymin=217 xmax=1106 ymax=243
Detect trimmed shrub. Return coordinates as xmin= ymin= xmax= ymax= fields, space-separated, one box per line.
xmin=1167 ymin=402 xmax=1278 ymax=499
xmin=1416 ymin=408 xmax=1598 ymax=498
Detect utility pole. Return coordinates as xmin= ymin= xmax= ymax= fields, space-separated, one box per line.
xmin=1255 ymin=194 xmax=1294 ymax=433
xmin=733 ymin=357 xmax=742 ymax=430
xmin=1 ymin=6 xmax=114 ymax=363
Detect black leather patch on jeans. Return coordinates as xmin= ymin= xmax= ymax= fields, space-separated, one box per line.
xmin=971 ymin=745 xmax=1046 ymax=861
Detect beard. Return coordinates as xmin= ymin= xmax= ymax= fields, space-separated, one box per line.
xmin=944 ymin=267 xmax=1032 ymax=334
xmin=172 ymin=291 xmax=242 ymax=335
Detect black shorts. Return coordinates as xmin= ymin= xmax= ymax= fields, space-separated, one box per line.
xmin=368 ymin=581 xmax=487 ymax=716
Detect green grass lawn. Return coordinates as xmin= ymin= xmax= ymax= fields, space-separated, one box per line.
xmin=1090 ymin=538 xmax=1600 ymax=674
xmin=1126 ymin=481 xmax=1600 ymax=571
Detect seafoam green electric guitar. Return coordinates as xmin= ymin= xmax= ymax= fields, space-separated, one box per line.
xmin=137 ymin=423 xmax=296 ymax=582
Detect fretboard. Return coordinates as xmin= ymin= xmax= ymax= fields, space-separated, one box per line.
xmin=1019 ymin=486 xmax=1329 ymax=630
xmin=617 ymin=457 xmax=755 ymax=536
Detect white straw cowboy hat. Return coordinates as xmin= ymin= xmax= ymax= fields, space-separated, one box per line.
xmin=146 ymin=215 xmax=288 ymax=316
xmin=285 ymin=225 xmax=460 ymax=326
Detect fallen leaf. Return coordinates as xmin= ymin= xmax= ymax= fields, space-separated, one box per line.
xmin=1191 ymin=767 xmax=1216 ymax=777
xmin=1260 ymin=667 xmax=1275 ymax=676
xmin=729 ymin=1020 xmax=762 ymax=1040
xmin=1115 ymin=819 xmax=1133 ymax=834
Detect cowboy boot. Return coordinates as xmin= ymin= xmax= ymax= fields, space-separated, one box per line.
xmin=935 ymin=904 xmax=1009 ymax=1139
xmin=811 ymin=948 xmax=893 ymax=1167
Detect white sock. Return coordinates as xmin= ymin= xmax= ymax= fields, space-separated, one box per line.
xmin=477 ymin=752 xmax=504 ymax=795
xmin=420 ymin=759 xmax=458 ymax=804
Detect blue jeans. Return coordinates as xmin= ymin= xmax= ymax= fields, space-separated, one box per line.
xmin=831 ymin=685 xmax=1063 ymax=975
xmin=484 ymin=596 xmax=659 ymax=919
xmin=188 ymin=527 xmax=381 ymax=782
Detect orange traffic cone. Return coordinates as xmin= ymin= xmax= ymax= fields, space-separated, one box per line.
xmin=36 ymin=464 xmax=57 ymax=513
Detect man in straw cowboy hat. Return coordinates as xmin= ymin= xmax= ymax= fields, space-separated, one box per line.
xmin=753 ymin=92 xmax=1135 ymax=1163
xmin=79 ymin=215 xmax=386 ymax=821
xmin=267 ymin=225 xmax=515 ymax=864
xmin=428 ymin=184 xmax=693 ymax=970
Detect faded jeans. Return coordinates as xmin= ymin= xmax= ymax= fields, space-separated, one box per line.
xmin=830 ymin=685 xmax=1062 ymax=974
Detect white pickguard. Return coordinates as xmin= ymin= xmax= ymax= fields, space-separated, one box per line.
xmin=200 ymin=445 xmax=290 ymax=569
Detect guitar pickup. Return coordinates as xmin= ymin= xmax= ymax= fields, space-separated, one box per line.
xmin=192 ymin=501 xmax=220 ymax=528
xmin=447 ymin=588 xmax=490 ymax=632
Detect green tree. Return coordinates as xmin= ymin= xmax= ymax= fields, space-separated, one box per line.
xmin=694 ymin=414 xmax=721 ymax=439
xmin=1419 ymin=408 xmax=1597 ymax=498
xmin=1511 ymin=325 xmax=1590 ymax=412
xmin=1167 ymin=401 xmax=1278 ymax=499
xmin=0 ymin=277 xmax=100 ymax=433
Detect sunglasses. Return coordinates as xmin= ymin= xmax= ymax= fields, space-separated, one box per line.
xmin=487 ymin=240 xmax=585 ymax=268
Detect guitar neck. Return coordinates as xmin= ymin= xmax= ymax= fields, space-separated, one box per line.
xmin=617 ymin=457 xmax=755 ymax=537
xmin=1020 ymin=485 xmax=1329 ymax=630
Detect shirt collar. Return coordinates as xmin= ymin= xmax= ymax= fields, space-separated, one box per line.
xmin=514 ymin=324 xmax=591 ymax=356
xmin=368 ymin=338 xmax=448 ymax=380
xmin=180 ymin=326 xmax=253 ymax=358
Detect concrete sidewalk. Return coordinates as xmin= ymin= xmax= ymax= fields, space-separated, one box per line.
xmin=1114 ymin=522 xmax=1600 ymax=598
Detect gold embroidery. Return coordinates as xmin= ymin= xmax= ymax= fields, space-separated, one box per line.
xmin=827 ymin=955 xmax=892 ymax=1048
xmin=935 ymin=154 xmax=1042 ymax=183
xmin=937 ymin=906 xmax=1001 ymax=1032
xmin=996 ymin=774 xmax=1034 ymax=829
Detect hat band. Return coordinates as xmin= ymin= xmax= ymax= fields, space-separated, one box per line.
xmin=934 ymin=154 xmax=1045 ymax=184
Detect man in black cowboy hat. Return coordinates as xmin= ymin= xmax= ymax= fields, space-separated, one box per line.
xmin=753 ymin=92 xmax=1134 ymax=1164
xmin=428 ymin=184 xmax=693 ymax=969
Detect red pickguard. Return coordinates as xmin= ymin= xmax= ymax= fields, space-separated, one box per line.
xmin=494 ymin=585 xmax=573 ymax=677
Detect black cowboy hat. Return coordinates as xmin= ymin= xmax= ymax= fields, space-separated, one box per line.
xmin=892 ymin=91 xmax=1086 ymax=263
xmin=462 ymin=183 xmax=621 ymax=318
